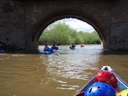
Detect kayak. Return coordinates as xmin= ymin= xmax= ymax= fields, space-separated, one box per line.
xmin=75 ymin=66 xmax=128 ymax=96
xmin=0 ymin=48 xmax=5 ymax=53
xmin=41 ymin=51 xmax=53 ymax=55
xmin=40 ymin=49 xmax=59 ymax=55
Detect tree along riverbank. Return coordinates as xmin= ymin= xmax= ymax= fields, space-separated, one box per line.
xmin=39 ymin=23 xmax=101 ymax=45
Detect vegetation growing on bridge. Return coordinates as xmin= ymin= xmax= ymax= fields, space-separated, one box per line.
xmin=39 ymin=23 xmax=101 ymax=45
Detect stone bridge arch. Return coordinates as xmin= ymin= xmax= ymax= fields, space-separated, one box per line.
xmin=33 ymin=12 xmax=105 ymax=44
xmin=0 ymin=0 xmax=128 ymax=53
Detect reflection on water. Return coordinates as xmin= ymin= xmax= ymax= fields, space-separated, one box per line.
xmin=0 ymin=45 xmax=128 ymax=96
xmin=46 ymin=45 xmax=102 ymax=80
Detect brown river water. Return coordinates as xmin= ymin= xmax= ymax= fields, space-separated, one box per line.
xmin=0 ymin=45 xmax=128 ymax=96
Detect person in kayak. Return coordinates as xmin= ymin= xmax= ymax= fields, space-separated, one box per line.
xmin=51 ymin=44 xmax=59 ymax=50
xmin=83 ymin=82 xmax=116 ymax=96
xmin=43 ymin=44 xmax=53 ymax=53
xmin=44 ymin=44 xmax=49 ymax=51
xmin=69 ymin=43 xmax=76 ymax=50
xmin=95 ymin=71 xmax=117 ymax=88
xmin=80 ymin=44 xmax=85 ymax=47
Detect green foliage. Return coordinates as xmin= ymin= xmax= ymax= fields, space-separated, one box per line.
xmin=38 ymin=22 xmax=101 ymax=45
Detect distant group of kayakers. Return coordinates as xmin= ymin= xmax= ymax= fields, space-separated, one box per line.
xmin=0 ymin=43 xmax=85 ymax=54
xmin=43 ymin=44 xmax=59 ymax=53
xmin=42 ymin=43 xmax=85 ymax=54
xmin=69 ymin=44 xmax=85 ymax=50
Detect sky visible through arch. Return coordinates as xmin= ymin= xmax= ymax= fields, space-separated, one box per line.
xmin=45 ymin=18 xmax=95 ymax=32
xmin=63 ymin=18 xmax=95 ymax=32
